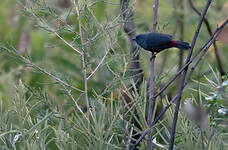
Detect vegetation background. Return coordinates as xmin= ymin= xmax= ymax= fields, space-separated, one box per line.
xmin=0 ymin=0 xmax=227 ymax=149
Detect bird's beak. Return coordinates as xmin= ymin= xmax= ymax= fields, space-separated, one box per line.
xmin=132 ymin=38 xmax=136 ymax=41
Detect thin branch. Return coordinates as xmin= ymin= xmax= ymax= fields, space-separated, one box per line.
xmin=74 ymin=0 xmax=92 ymax=121
xmin=147 ymin=0 xmax=159 ymax=150
xmin=169 ymin=1 xmax=212 ymax=149
xmin=132 ymin=95 xmax=178 ymax=149
xmin=189 ymin=0 xmax=225 ymax=76
xmin=152 ymin=0 xmax=159 ymax=33
xmin=67 ymin=91 xmax=88 ymax=120
xmin=29 ymin=63 xmax=84 ymax=92
xmin=147 ymin=55 xmax=156 ymax=150
xmin=87 ymin=48 xmax=109 ymax=80
xmin=53 ymin=30 xmax=82 ymax=55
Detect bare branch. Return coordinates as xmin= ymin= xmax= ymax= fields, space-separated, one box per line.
xmin=53 ymin=30 xmax=82 ymax=55
xmin=169 ymin=1 xmax=212 ymax=149
xmin=67 ymin=91 xmax=88 ymax=120
xmin=74 ymin=0 xmax=92 ymax=121
xmin=147 ymin=0 xmax=159 ymax=149
xmin=87 ymin=48 xmax=110 ymax=80
xmin=189 ymin=0 xmax=225 ymax=76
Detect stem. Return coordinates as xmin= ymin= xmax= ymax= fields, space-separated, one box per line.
xmin=147 ymin=54 xmax=156 ymax=150
xmin=169 ymin=1 xmax=212 ymax=149
xmin=74 ymin=0 xmax=91 ymax=121
xmin=189 ymin=0 xmax=225 ymax=77
xmin=147 ymin=0 xmax=159 ymax=149
xmin=152 ymin=0 xmax=159 ymax=33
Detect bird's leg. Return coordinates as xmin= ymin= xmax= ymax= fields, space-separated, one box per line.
xmin=150 ymin=52 xmax=156 ymax=61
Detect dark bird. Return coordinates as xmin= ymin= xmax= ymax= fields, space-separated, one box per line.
xmin=133 ymin=32 xmax=191 ymax=53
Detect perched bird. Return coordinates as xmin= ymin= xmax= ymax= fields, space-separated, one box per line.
xmin=133 ymin=32 xmax=190 ymax=53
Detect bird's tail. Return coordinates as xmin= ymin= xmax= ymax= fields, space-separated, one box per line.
xmin=175 ymin=41 xmax=191 ymax=50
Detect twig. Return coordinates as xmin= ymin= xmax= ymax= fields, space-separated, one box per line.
xmin=132 ymin=15 xmax=228 ymax=149
xmin=53 ymin=30 xmax=82 ymax=55
xmin=87 ymin=48 xmax=109 ymax=80
xmin=169 ymin=1 xmax=212 ymax=149
xmin=200 ymin=128 xmax=205 ymax=150
xmin=74 ymin=0 xmax=92 ymax=121
xmin=67 ymin=91 xmax=88 ymax=120
xmin=152 ymin=0 xmax=159 ymax=33
xmin=189 ymin=0 xmax=225 ymax=76
xmin=132 ymin=95 xmax=178 ymax=149
xmin=147 ymin=0 xmax=159 ymax=149
xmin=147 ymin=54 xmax=156 ymax=150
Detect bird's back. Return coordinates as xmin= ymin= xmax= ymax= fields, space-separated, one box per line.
xmin=145 ymin=32 xmax=172 ymax=51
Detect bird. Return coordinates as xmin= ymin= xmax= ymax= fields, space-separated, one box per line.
xmin=133 ymin=32 xmax=191 ymax=53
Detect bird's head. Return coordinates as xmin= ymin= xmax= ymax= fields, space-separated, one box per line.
xmin=133 ymin=34 xmax=145 ymax=46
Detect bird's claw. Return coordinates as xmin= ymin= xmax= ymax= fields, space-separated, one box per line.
xmin=150 ymin=53 xmax=156 ymax=61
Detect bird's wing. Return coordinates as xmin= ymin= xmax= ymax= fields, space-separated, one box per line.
xmin=145 ymin=33 xmax=172 ymax=49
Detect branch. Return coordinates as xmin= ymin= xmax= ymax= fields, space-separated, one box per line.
xmin=87 ymin=48 xmax=109 ymax=80
xmin=189 ymin=0 xmax=225 ymax=76
xmin=53 ymin=30 xmax=82 ymax=55
xmin=152 ymin=0 xmax=159 ymax=33
xmin=147 ymin=0 xmax=159 ymax=150
xmin=169 ymin=1 xmax=212 ymax=149
xmin=67 ymin=91 xmax=88 ymax=120
xmin=74 ymin=0 xmax=92 ymax=122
